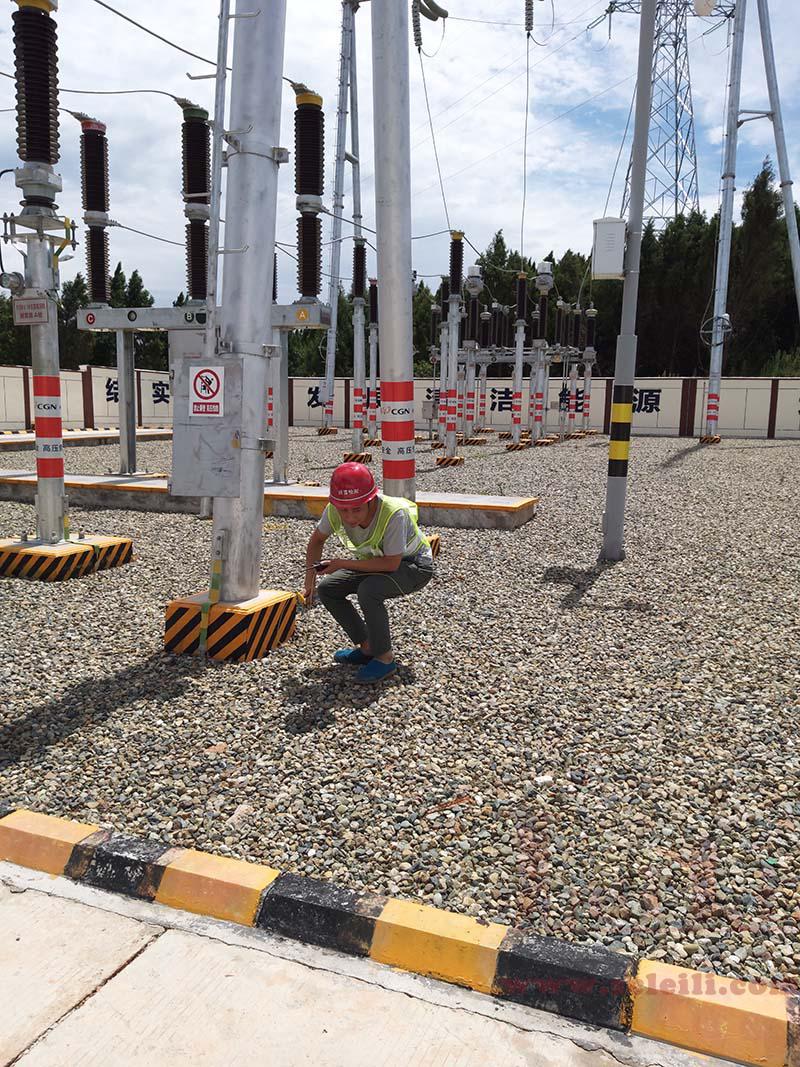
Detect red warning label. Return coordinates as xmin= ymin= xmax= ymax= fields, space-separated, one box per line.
xmin=191 ymin=366 xmax=224 ymax=417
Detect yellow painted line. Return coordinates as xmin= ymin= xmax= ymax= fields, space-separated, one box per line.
xmin=611 ymin=403 xmax=633 ymax=423
xmin=0 ymin=809 xmax=99 ymax=876
xmin=156 ymin=849 xmax=280 ymax=926
xmin=608 ymin=440 xmax=631 ymax=462
xmin=630 ymin=959 xmax=791 ymax=1067
xmin=370 ymin=898 xmax=507 ymax=994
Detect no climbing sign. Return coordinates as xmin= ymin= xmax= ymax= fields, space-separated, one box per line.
xmin=191 ymin=366 xmax=224 ymax=417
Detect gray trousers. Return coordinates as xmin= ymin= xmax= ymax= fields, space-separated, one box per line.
xmin=316 ymin=559 xmax=434 ymax=658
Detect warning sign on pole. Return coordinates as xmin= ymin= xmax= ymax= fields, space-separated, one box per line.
xmin=13 ymin=296 xmax=49 ymax=325
xmin=190 ymin=366 xmax=225 ymax=417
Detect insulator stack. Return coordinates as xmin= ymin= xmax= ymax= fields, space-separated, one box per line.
xmin=449 ymin=232 xmax=463 ymax=295
xmin=439 ymin=277 xmax=450 ymax=305
xmin=530 ymin=308 xmax=540 ymax=341
xmin=468 ymin=293 xmax=479 ymax=340
xmin=479 ymin=310 xmax=491 ymax=349
xmin=273 ymin=252 xmax=278 ymax=303
xmin=13 ymin=3 xmax=59 ymax=169
xmin=86 ymin=226 xmax=110 ymax=304
xmin=515 ymin=274 xmax=527 ymax=322
xmin=561 ymin=303 xmax=570 ymax=347
xmin=352 ymin=240 xmax=367 ymax=299
xmin=294 ymin=90 xmax=324 ymax=300
xmin=430 ymin=304 xmax=440 ymax=344
xmin=80 ymin=122 xmax=108 ymax=212
xmin=181 ymin=106 xmax=210 ymax=302
xmin=539 ymin=294 xmax=548 ymax=343
xmin=585 ymin=305 xmax=597 ymax=348
xmin=412 ymin=0 xmax=423 ymax=50
xmin=458 ymin=310 xmax=465 ymax=347
xmin=555 ymin=300 xmax=563 ymax=346
xmin=297 ymin=214 xmax=321 ymax=297
xmin=369 ymin=278 xmax=379 ymax=323
xmin=574 ymin=305 xmax=583 ymax=348
xmin=491 ymin=303 xmax=502 ymax=346
xmin=295 ymin=93 xmax=324 ymax=196
xmin=525 ymin=0 xmax=534 ymax=35
xmin=80 ymin=118 xmax=110 ymax=304
xmin=186 ymin=219 xmax=208 ymax=301
xmin=503 ymin=308 xmax=512 ymax=348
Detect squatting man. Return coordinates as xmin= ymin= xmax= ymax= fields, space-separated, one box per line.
xmin=303 ymin=462 xmax=434 ymax=683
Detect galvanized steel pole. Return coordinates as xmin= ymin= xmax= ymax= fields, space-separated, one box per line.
xmin=116 ymin=330 xmax=136 ymax=474
xmin=601 ymin=0 xmax=657 ymax=562
xmin=211 ymin=0 xmax=286 ymax=601
xmin=755 ymin=0 xmax=800 ymax=325
xmin=371 ymin=0 xmax=416 ymax=498
xmin=705 ymin=0 xmax=747 ymax=437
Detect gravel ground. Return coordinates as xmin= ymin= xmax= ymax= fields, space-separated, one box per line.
xmin=1 ymin=431 xmax=798 ymax=992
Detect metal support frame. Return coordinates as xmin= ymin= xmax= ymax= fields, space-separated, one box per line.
xmin=351 ymin=296 xmax=366 ymax=450
xmin=602 ymin=0 xmax=657 ymax=561
xmin=115 ymin=329 xmax=137 ymax=474
xmin=323 ymin=0 xmax=357 ymax=428
xmin=210 ymin=0 xmax=287 ymax=602
xmin=371 ymin=0 xmax=416 ymax=497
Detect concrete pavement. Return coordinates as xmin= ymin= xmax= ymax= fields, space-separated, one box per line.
xmin=0 ymin=862 xmax=733 ymax=1067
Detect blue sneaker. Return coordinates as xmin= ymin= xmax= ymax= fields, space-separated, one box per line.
xmin=333 ymin=648 xmax=372 ymax=666
xmin=356 ymin=659 xmax=398 ymax=684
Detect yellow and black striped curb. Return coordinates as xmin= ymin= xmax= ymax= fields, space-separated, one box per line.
xmin=0 ymin=536 xmax=133 ymax=582
xmin=505 ymin=442 xmax=532 ymax=452
xmin=435 ymin=455 xmax=465 ymax=467
xmin=364 ymin=437 xmax=381 ymax=446
xmin=461 ymin=437 xmax=485 ymax=446
xmin=0 ymin=808 xmax=796 ymax=1067
xmin=497 ymin=431 xmax=513 ymax=440
xmin=316 ymin=426 xmax=338 ymax=436
xmin=164 ymin=589 xmax=296 ymax=661
xmin=700 ymin=434 xmax=722 ymax=445
xmin=342 ymin=452 xmax=372 ymax=464
xmin=608 ymin=384 xmax=633 ymax=477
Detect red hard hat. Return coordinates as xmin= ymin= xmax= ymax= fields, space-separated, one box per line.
xmin=329 ymin=462 xmax=378 ymax=508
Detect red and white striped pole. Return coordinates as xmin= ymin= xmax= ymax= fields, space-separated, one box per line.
xmin=266 ymin=385 xmax=274 ymax=431
xmin=464 ymin=353 xmax=476 ymax=437
xmin=372 ymin=0 xmax=415 ymax=496
xmin=28 ymin=239 xmax=67 ymax=542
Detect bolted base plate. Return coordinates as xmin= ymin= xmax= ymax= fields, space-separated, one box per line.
xmin=164 ymin=589 xmax=296 ymax=661
xmin=0 ymin=535 xmax=133 ymax=582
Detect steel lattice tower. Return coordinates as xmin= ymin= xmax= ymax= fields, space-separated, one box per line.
xmin=601 ymin=1 xmax=734 ymax=228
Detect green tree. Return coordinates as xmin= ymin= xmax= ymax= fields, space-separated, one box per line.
xmin=0 ymin=294 xmax=31 ymax=366
xmin=58 ymin=273 xmax=96 ymax=369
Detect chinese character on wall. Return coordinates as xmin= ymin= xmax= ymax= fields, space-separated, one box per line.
xmin=105 ymin=378 xmax=119 ymax=404
xmin=307 ymin=386 xmax=322 ymax=408
xmin=632 ymin=388 xmax=661 ymax=414
xmin=366 ymin=386 xmax=381 ymax=408
xmin=490 ymin=386 xmax=513 ymax=413
xmin=151 ymin=380 xmax=170 ymax=405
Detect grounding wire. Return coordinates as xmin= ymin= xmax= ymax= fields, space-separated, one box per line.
xmin=417 ymin=49 xmax=451 ymax=232
xmin=108 ymin=221 xmax=184 ymax=247
xmin=603 ymin=83 xmax=636 ymax=217
xmin=0 ymin=70 xmax=193 ymax=106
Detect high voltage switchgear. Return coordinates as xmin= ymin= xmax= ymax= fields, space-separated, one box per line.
xmin=294 ymin=90 xmax=324 ymax=299
xmin=182 ymin=105 xmax=210 ymax=303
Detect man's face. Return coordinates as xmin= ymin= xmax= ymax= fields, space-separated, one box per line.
xmin=335 ymin=500 xmax=372 ymax=527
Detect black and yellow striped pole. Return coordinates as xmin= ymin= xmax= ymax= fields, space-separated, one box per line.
xmin=601 ymin=0 xmax=657 ymax=561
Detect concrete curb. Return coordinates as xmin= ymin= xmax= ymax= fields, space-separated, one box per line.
xmin=0 ymin=808 xmax=796 ymax=1066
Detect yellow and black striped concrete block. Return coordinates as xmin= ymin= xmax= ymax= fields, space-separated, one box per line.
xmin=505 ymin=441 xmax=531 ymax=452
xmin=428 ymin=533 xmax=441 ymax=560
xmin=342 ymin=452 xmax=372 ymax=464
xmin=364 ymin=437 xmax=381 ymax=446
xmin=435 ymin=455 xmax=464 ymax=468
xmin=0 ymin=805 xmax=798 ymax=1067
xmin=0 ymin=535 xmax=133 ymax=581
xmin=498 ymin=431 xmax=513 ymax=440
xmin=430 ymin=440 xmax=445 ymax=450
xmin=461 ymin=437 xmax=484 ymax=446
xmin=533 ymin=438 xmax=554 ymax=447
xmin=164 ymin=589 xmax=296 ymax=661
xmin=699 ymin=434 xmax=721 ymax=445
xmin=608 ymin=384 xmax=634 ymax=477
xmin=316 ymin=426 xmax=338 ymax=436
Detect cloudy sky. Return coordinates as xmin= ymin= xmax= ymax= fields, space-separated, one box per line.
xmin=0 ymin=0 xmax=796 ymax=306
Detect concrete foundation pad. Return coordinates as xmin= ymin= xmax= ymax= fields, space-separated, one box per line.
xmin=0 ymin=472 xmax=539 ymax=529
xmin=0 ymin=428 xmax=171 ymax=452
xmin=165 ymin=589 xmax=297 ymax=660
xmin=0 ymin=534 xmax=133 ymax=580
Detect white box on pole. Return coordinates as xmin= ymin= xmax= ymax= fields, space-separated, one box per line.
xmin=592 ymin=218 xmax=627 ymax=280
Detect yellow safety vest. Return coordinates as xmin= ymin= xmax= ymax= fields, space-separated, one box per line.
xmin=326 ymin=495 xmax=431 ymax=560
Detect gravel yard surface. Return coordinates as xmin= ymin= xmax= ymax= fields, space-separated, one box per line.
xmin=1 ymin=432 xmax=798 ymax=992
